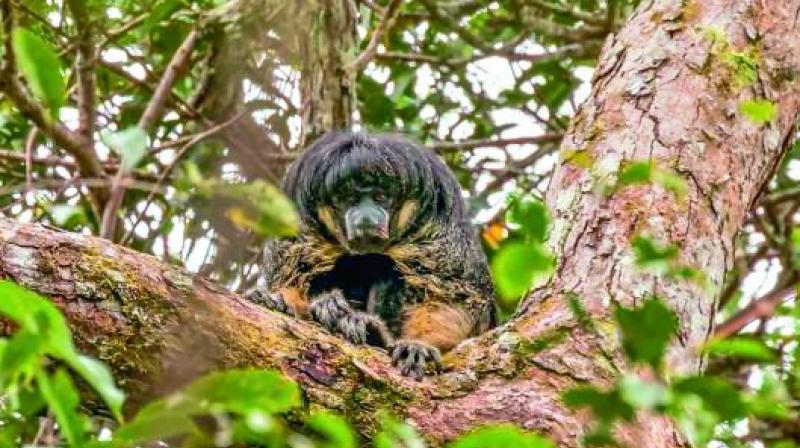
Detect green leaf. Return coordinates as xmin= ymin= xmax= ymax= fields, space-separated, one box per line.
xmin=375 ymin=413 xmax=425 ymax=448
xmin=118 ymin=369 xmax=299 ymax=445
xmin=491 ymin=241 xmax=554 ymax=301
xmin=652 ymin=168 xmax=688 ymax=199
xmin=672 ymin=376 xmax=747 ymax=421
xmin=447 ymin=424 xmax=555 ymax=448
xmin=101 ymin=126 xmax=149 ymax=172
xmin=141 ymin=0 xmax=182 ymax=34
xmin=792 ymin=227 xmax=800 ymax=268
xmin=562 ymin=386 xmax=634 ymax=422
xmin=670 ymin=394 xmax=719 ymax=447
xmin=182 ymin=369 xmax=300 ymax=414
xmin=0 ymin=280 xmax=124 ymax=419
xmin=618 ymin=375 xmax=668 ymax=410
xmin=0 ymin=281 xmax=74 ymax=358
xmin=748 ymin=370 xmax=793 ymax=420
xmin=506 ymin=195 xmax=549 ymax=243
xmin=36 ymin=369 xmax=86 ymax=446
xmin=49 ymin=204 xmax=87 ymax=228
xmin=631 ymin=236 xmax=678 ymax=272
xmin=12 ymin=28 xmax=65 ymax=115
xmin=0 ymin=330 xmax=44 ymax=377
xmin=306 ymin=411 xmax=356 ymax=448
xmin=739 ymin=99 xmax=776 ymax=124
xmin=193 ymin=179 xmax=300 ymax=237
xmin=702 ymin=337 xmax=775 ymax=362
xmin=618 ymin=161 xmax=652 ymax=186
xmin=615 ymin=298 xmax=677 ymax=368
xmin=68 ymin=355 xmax=125 ymax=421
xmin=114 ymin=412 xmax=199 ymax=445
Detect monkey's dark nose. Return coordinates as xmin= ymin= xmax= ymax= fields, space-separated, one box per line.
xmin=345 ymin=201 xmax=389 ymax=252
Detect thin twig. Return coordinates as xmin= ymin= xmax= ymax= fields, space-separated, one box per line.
xmin=101 ymin=27 xmax=203 ymax=240
xmin=24 ymin=127 xmax=38 ymax=191
xmin=66 ymin=0 xmax=96 ymax=144
xmin=345 ymin=0 xmax=403 ymax=72
xmin=0 ymin=0 xmax=106 ymax=210
xmin=139 ymin=28 xmax=202 ymax=134
xmin=430 ymin=133 xmax=564 ymax=151
xmin=121 ymin=112 xmax=246 ymax=245
xmin=713 ymin=287 xmax=796 ymax=339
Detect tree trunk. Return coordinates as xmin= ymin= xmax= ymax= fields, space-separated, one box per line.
xmin=297 ymin=0 xmax=357 ymax=144
xmin=1 ymin=0 xmax=799 ymax=446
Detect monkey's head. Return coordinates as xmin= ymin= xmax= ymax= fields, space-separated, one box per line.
xmin=283 ymin=132 xmax=465 ymax=254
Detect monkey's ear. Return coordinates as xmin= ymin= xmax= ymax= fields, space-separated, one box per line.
xmin=394 ymin=200 xmax=418 ymax=234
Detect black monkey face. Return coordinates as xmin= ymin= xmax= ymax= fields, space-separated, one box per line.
xmin=316 ymin=166 xmax=417 ymax=253
xmin=282 ymin=132 xmax=466 ymax=254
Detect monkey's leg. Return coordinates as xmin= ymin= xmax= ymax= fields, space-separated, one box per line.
xmin=246 ymin=287 xmax=309 ymax=317
xmin=392 ymin=302 xmax=474 ymax=379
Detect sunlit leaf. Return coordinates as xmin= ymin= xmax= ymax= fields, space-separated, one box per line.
xmin=306 ymin=411 xmax=356 ymax=448
xmin=36 ymin=369 xmax=86 ymax=446
xmin=631 ymin=236 xmax=678 ymax=272
xmin=615 ymin=298 xmax=677 ymax=368
xmin=703 ymin=337 xmax=775 ymax=362
xmin=448 ymin=424 xmax=554 ymax=448
xmin=739 ymin=99 xmax=776 ymax=124
xmin=618 ymin=375 xmax=668 ymax=410
xmin=618 ymin=161 xmax=652 ymax=186
xmin=375 ymin=412 xmax=425 ymax=448
xmin=506 ymin=194 xmax=549 ymax=243
xmin=12 ymin=28 xmax=65 ymax=115
xmin=101 ymin=126 xmax=149 ymax=172
xmin=491 ymin=241 xmax=554 ymax=301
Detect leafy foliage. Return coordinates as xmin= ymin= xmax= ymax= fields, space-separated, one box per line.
xmin=11 ymin=28 xmax=65 ymax=115
xmin=490 ymin=195 xmax=554 ymax=308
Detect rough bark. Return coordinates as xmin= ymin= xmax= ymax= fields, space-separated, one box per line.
xmin=297 ymin=0 xmax=357 ymax=144
xmin=1 ymin=0 xmax=799 ymax=446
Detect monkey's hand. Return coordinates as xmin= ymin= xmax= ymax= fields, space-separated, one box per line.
xmin=245 ymin=288 xmax=296 ymax=316
xmin=391 ymin=340 xmax=442 ymax=380
xmin=337 ymin=312 xmax=393 ymax=348
xmin=246 ymin=287 xmax=308 ymax=317
xmin=310 ymin=291 xmax=392 ymax=348
xmin=309 ymin=290 xmax=352 ymax=330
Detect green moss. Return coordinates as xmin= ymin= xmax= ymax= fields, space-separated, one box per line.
xmin=514 ymin=327 xmax=570 ymax=358
xmin=699 ymin=25 xmax=761 ymax=90
xmin=721 ymin=50 xmax=759 ymax=88
xmin=70 ymin=247 xmax=180 ymax=390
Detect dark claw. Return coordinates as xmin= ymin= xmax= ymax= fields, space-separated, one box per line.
xmin=337 ymin=312 xmax=393 ymax=348
xmin=246 ymin=289 xmax=295 ymax=316
xmin=391 ymin=340 xmax=442 ymax=380
xmin=309 ymin=290 xmax=351 ymax=330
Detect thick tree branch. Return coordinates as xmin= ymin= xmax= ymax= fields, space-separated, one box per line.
xmin=1 ymin=1 xmax=799 ymax=447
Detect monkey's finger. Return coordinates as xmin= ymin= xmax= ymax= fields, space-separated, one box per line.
xmin=429 ymin=348 xmax=443 ymax=371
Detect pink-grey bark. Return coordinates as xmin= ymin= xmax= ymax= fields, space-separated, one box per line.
xmin=1 ymin=0 xmax=799 ymax=446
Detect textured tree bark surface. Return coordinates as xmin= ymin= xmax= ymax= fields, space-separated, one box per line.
xmin=1 ymin=1 xmax=799 ymax=446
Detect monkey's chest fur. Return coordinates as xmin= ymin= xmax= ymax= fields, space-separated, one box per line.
xmin=306 ymin=254 xmax=419 ymax=336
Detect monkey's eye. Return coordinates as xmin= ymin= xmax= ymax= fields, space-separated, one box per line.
xmin=373 ymin=192 xmax=388 ymax=203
